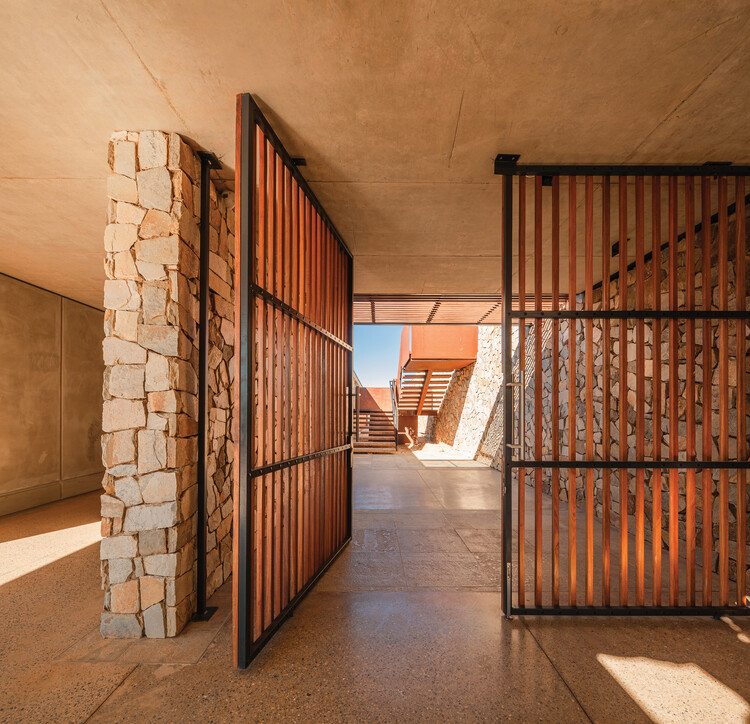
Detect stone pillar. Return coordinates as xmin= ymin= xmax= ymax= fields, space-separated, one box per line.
xmin=100 ymin=131 xmax=234 ymax=638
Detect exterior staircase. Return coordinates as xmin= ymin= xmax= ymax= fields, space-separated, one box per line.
xmin=353 ymin=409 xmax=397 ymax=453
xmin=396 ymin=369 xmax=455 ymax=416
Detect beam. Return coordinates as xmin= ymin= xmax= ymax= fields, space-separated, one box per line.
xmin=416 ymin=371 xmax=433 ymax=415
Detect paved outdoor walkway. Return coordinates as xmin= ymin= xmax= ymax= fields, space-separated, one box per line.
xmin=1 ymin=451 xmax=749 ymax=722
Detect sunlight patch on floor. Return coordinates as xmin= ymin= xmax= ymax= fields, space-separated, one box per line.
xmin=0 ymin=522 xmax=101 ymax=584
xmin=597 ymin=653 xmax=750 ymax=723
xmin=411 ymin=442 xmax=484 ymax=466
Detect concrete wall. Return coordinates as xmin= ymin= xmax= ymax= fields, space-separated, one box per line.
xmin=0 ymin=274 xmax=104 ymax=516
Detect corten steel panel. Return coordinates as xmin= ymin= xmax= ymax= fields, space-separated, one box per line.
xmin=409 ymin=324 xmax=477 ymax=362
xmin=0 ymin=275 xmax=61 ymax=496
xmin=61 ymin=298 xmax=104 ymax=480
xmin=357 ymin=387 xmax=391 ymax=412
xmin=498 ymin=163 xmax=750 ymax=618
xmin=234 ymin=94 xmax=353 ymax=669
xmin=397 ymin=325 xmax=410 ymax=376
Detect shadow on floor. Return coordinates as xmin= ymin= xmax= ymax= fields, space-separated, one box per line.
xmin=1 ymin=454 xmax=749 ymax=722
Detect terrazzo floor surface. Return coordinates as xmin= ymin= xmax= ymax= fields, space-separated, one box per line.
xmin=0 ymin=452 xmax=749 ymax=722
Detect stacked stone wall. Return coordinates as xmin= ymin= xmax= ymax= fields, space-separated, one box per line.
xmin=100 ymin=131 xmax=234 ymax=637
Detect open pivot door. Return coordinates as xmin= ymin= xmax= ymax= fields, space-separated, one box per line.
xmin=498 ymin=159 xmax=750 ymax=617
xmin=234 ymin=94 xmax=354 ymax=668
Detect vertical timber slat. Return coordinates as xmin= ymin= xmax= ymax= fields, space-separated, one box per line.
xmin=602 ymin=175 xmax=612 ymax=606
xmin=584 ymin=175 xmax=594 ymax=607
xmin=551 ymin=176 xmax=561 ymax=606
xmin=568 ymin=175 xmax=577 ymax=607
xmin=534 ymin=176 xmax=543 ymax=607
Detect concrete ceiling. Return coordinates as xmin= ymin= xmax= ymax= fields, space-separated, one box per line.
xmin=1 ymin=1 xmax=749 ymax=308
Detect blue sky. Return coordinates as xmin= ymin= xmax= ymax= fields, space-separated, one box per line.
xmin=353 ymin=325 xmax=404 ymax=388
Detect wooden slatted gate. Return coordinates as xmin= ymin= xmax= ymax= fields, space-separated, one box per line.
xmin=497 ymin=157 xmax=749 ymax=616
xmin=234 ymin=94 xmax=353 ymax=668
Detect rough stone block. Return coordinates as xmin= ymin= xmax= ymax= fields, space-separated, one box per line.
xmin=115 ymin=201 xmax=146 ymax=225
xmin=113 ymin=311 xmax=139 ymax=342
xmin=101 ymin=612 xmax=142 ymax=638
xmin=166 ymin=570 xmax=193 ymax=607
xmin=140 ymin=209 xmax=171 ymax=239
xmin=102 ymin=399 xmax=146 ymax=433
xmin=113 ymin=141 xmax=136 ymax=178
xmin=108 ymin=174 xmax=138 ymax=203
xmin=139 ymin=529 xmax=166 ymax=556
xmin=103 ymin=337 xmax=147 ymax=365
xmin=107 ymin=365 xmax=145 ymax=399
xmin=137 ymin=428 xmax=167 ymax=474
xmin=168 ymin=435 xmax=198 ymax=468
xmin=136 ymin=166 xmax=172 ymax=211
xmin=147 ymin=412 xmax=169 ymax=431
xmin=102 ymin=430 xmax=136 ymax=469
xmin=167 ymin=518 xmax=194 ymax=553
xmin=148 ymin=391 xmax=179 ymax=415
xmin=166 ymin=596 xmax=193 ymax=637
xmin=138 ymin=324 xmax=179 ymax=356
xmin=113 ymin=251 xmax=138 ymax=280
xmin=171 ymin=358 xmax=198 ymax=393
xmin=108 ymin=558 xmax=133 ymax=585
xmin=140 ymin=576 xmax=165 ymax=610
xmin=135 ymin=236 xmax=179 ymax=265
xmin=114 ymin=476 xmax=142 ymax=507
xmin=143 ymin=553 xmax=178 ymax=577
xmin=104 ymin=223 xmax=137 ymax=252
xmin=145 ymin=353 xmax=170 ymax=391
xmin=110 ymin=579 xmax=139 ymax=613
xmin=123 ymin=502 xmax=178 ymax=532
xmin=101 ymin=494 xmax=125 ymax=518
xmin=142 ymin=285 xmax=168 ymax=325
xmin=143 ymin=602 xmax=166 ymax=638
xmin=168 ymin=133 xmax=195 ymax=178
xmin=138 ymin=131 xmax=168 ymax=170
xmin=100 ymin=534 xmax=138 ymax=560
xmin=104 ymin=280 xmax=140 ymax=311
xmin=136 ymin=261 xmax=167 ymax=281
xmin=180 ymin=484 xmax=198 ymax=519
xmin=140 ymin=470 xmax=178 ymax=504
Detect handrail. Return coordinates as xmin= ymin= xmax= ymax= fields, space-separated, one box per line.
xmin=389 ymin=379 xmax=399 ymax=444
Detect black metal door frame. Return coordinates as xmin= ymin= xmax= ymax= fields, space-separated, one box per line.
xmin=235 ymin=94 xmax=354 ymax=668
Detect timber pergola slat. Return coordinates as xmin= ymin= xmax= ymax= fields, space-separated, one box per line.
xmin=354 ymin=293 xmax=564 ymax=325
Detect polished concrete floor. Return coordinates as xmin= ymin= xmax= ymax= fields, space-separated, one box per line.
xmin=1 ymin=452 xmax=749 ymax=722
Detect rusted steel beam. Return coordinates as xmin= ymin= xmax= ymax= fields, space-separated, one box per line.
xmin=416 ymin=370 xmax=433 ymax=416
